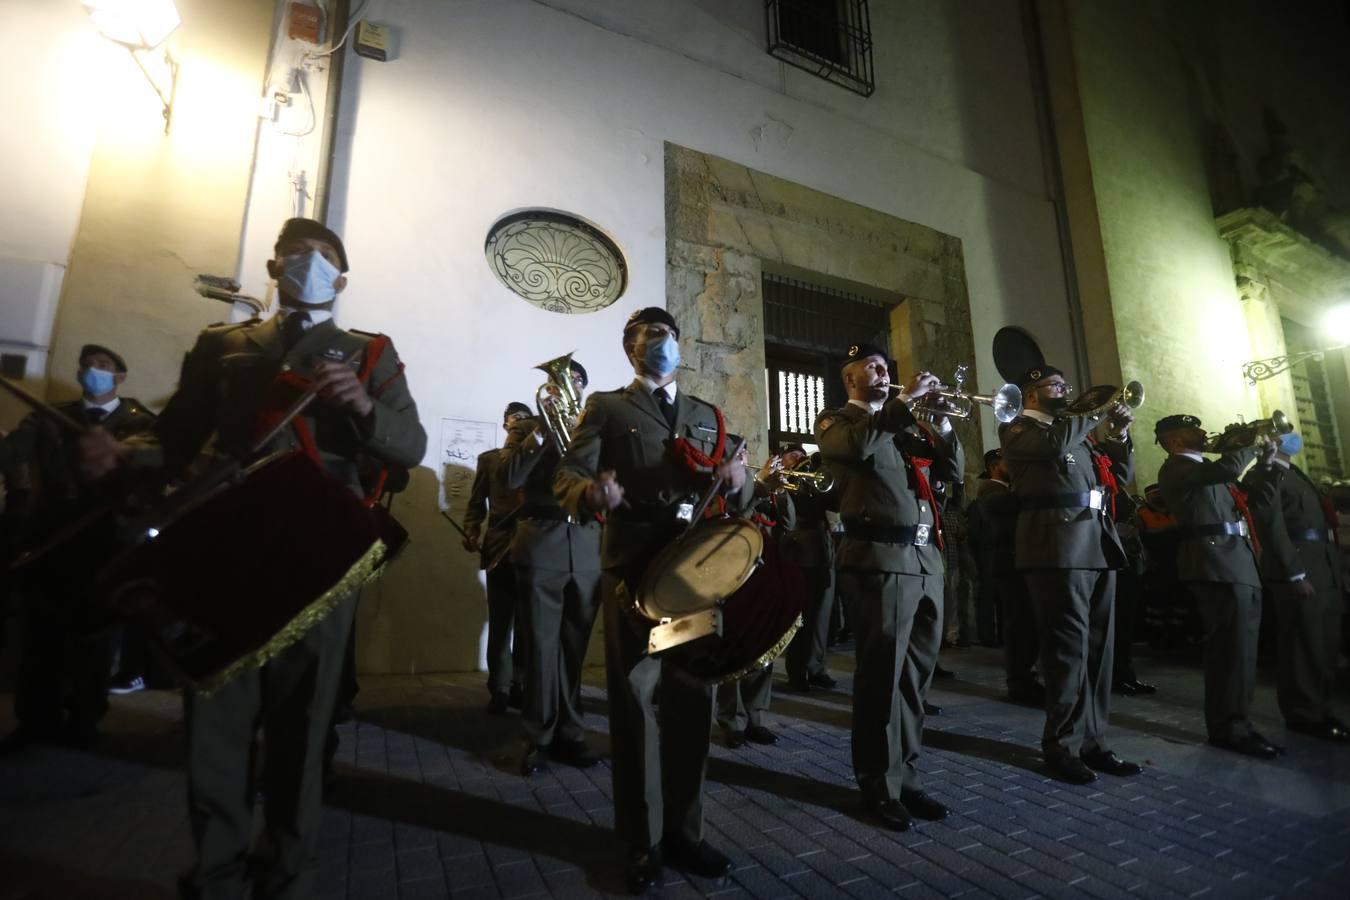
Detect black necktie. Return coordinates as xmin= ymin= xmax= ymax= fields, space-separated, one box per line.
xmin=282 ymin=311 xmax=310 ymax=350
xmin=86 ymin=407 xmax=106 ymax=426
xmin=655 ymin=388 xmax=676 ymax=431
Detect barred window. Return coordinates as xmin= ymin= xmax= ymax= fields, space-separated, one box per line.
xmin=766 ymin=0 xmax=875 ymax=97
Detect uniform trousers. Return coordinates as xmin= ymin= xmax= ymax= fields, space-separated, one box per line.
xmin=1023 ymin=569 xmax=1115 ymax=757
xmin=785 ymin=565 xmax=834 ymax=680
xmin=484 ymin=562 xmax=527 ymax=696
xmin=184 ymin=593 xmax=356 ymax=900
xmin=943 ymin=539 xmax=979 ymax=643
xmin=601 ymin=569 xmax=714 ymax=850
xmin=516 ymin=563 xmax=601 ymax=746
xmin=1277 ymin=578 xmax=1343 ymax=726
xmin=14 ymin=593 xmax=114 ymax=734
xmin=840 ymin=569 xmax=943 ymax=799
xmin=999 ymin=574 xmax=1038 ymax=689
xmin=1187 ymin=581 xmax=1261 ymax=741
xmin=716 ymin=663 xmax=773 ymax=733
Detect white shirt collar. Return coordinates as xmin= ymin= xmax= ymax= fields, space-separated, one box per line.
xmin=277 ymin=306 xmax=333 ymax=328
xmin=1023 ymin=408 xmax=1054 ymax=424
xmin=634 ymin=375 xmax=677 ymax=402
xmin=848 ymin=398 xmax=882 ymax=413
xmin=989 ymin=477 xmax=1010 ymax=487
xmin=1273 ymin=457 xmax=1291 ymax=469
xmin=83 ymin=396 xmax=121 ymax=414
xmin=1178 ymin=450 xmax=1205 ymax=462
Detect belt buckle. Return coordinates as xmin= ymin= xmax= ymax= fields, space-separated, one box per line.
xmin=1237 ymin=520 xmax=1249 ymax=537
xmin=675 ymin=502 xmax=695 ymax=524
xmin=915 ymin=523 xmax=931 ymax=547
xmin=1088 ymin=489 xmax=1104 ymax=511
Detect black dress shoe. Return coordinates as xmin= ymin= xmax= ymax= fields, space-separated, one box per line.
xmin=1287 ymin=719 xmax=1350 ymax=742
xmin=862 ymin=794 xmax=912 ymax=831
xmin=662 ymin=838 xmax=732 ymax=879
xmin=745 ymin=725 xmax=778 ymax=745
xmin=486 ymin=692 xmax=509 ymax=715
xmin=1209 ymin=734 xmax=1280 ymax=759
xmin=1249 ymin=732 xmax=1286 ymax=756
xmin=899 ymin=790 xmax=948 ymax=821
xmin=551 ymin=739 xmax=601 ymax=768
xmin=724 ymin=730 xmax=747 ymax=749
xmin=934 ymin=664 xmax=956 ymax=680
xmin=922 ymin=701 xmax=942 ymax=716
xmin=1045 ymin=754 xmax=1098 ymax=785
xmin=508 ymin=684 xmax=525 ymax=710
xmin=1127 ymin=679 xmax=1157 ymax=695
xmin=806 ymin=671 xmax=837 ymax=689
xmin=1111 ymin=680 xmax=1138 ymax=697
xmin=1080 ymin=749 xmax=1142 ymax=776
xmin=521 ymin=744 xmax=549 ymax=775
xmin=625 ymin=845 xmax=663 ymax=894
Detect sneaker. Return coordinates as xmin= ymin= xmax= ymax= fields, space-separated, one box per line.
xmin=109 ymin=676 xmax=145 ymax=695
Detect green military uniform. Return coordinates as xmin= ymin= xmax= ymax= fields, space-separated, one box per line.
xmin=465 ymin=445 xmax=527 ymax=700
xmin=1244 ymin=459 xmax=1344 ymax=729
xmin=969 ymin=477 xmax=1039 ymax=694
xmin=815 ymin=398 xmax=963 ymax=802
xmin=781 ymin=470 xmax=836 ymax=687
xmin=555 ymin=378 xmax=754 ymax=852
xmin=500 ymin=416 xmax=601 ymax=748
xmin=4 ymin=397 xmax=157 ymax=740
xmin=153 ymin=314 xmax=426 ymax=899
xmin=1157 ymin=444 xmax=1268 ymax=743
xmin=716 ymin=488 xmax=793 ymax=737
xmin=1000 ymin=410 xmax=1131 ymax=762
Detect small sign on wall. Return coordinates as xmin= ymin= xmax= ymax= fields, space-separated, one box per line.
xmin=439 ymin=416 xmax=498 ymax=511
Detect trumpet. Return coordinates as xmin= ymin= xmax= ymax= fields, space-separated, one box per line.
xmin=534 ymin=352 xmax=583 ymax=456
xmin=773 ymin=467 xmax=835 ymax=495
xmin=1062 ymin=380 xmax=1145 ymax=418
xmin=1204 ymin=409 xmax=1293 ymax=453
xmin=909 ymin=364 xmax=1024 ymax=424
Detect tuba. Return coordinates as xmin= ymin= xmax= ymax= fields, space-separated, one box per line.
xmin=534 ymin=352 xmax=583 ymax=456
xmin=1204 ymin=410 xmax=1293 ymax=453
xmin=915 ymin=364 xmax=1024 ymax=424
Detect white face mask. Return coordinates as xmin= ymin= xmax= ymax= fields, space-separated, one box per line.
xmin=277 ymin=249 xmax=340 ymax=304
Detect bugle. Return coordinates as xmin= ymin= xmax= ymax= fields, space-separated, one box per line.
xmin=1204 ymin=410 xmax=1293 ymax=453
xmin=907 ymin=364 xmax=1024 ymax=423
xmin=1062 ymin=380 xmax=1145 ymax=418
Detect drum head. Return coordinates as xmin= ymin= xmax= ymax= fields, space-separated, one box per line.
xmin=992 ymin=327 xmax=1044 ymax=383
xmin=636 ymin=519 xmax=763 ymax=620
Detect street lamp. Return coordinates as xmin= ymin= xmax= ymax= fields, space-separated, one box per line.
xmin=1242 ymin=302 xmax=1350 ymax=384
xmin=82 ymin=0 xmax=182 ymax=133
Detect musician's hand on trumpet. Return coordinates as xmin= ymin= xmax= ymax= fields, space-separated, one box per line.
xmin=903 ymin=371 xmax=942 ymax=402
xmin=1106 ymin=402 xmax=1134 ymax=441
xmin=1257 ymin=433 xmax=1279 ymax=466
xmin=585 ymin=469 xmax=627 ymax=512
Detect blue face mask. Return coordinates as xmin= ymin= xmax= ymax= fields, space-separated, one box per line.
xmin=277 ymin=249 xmax=340 ymax=304
xmin=1279 ymin=432 xmax=1303 ymax=456
xmin=641 ymin=332 xmax=681 ymax=378
xmin=78 ymin=366 xmax=116 ymax=397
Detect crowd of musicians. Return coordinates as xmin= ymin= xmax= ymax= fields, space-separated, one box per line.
xmin=0 ymin=217 xmax=1346 ymax=898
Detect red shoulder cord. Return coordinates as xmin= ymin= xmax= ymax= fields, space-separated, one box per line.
xmin=1320 ymin=496 xmax=1341 ymax=545
xmin=1088 ymin=438 xmax=1120 ymax=519
xmin=668 ymin=405 xmax=730 ymax=519
xmin=904 ymin=424 xmax=944 ymax=551
xmin=254 ymin=335 xmax=396 ymax=506
xmin=1226 ymin=484 xmax=1261 ymax=556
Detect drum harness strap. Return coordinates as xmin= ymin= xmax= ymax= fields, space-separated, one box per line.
xmin=668 ymin=405 xmax=730 ymax=519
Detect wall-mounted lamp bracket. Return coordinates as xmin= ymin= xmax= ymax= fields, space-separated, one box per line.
xmin=1242 ymin=345 xmax=1348 ymax=384
xmin=128 ymin=46 xmax=178 ymax=133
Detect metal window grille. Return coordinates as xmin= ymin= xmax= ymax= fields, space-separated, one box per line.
xmin=766 ymin=0 xmax=875 ymax=97
xmin=1283 ymin=317 xmax=1345 ymax=481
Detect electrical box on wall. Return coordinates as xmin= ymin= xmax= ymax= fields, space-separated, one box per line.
xmin=354 ymin=21 xmax=390 ymax=61
xmin=287 ymin=3 xmax=322 ymax=44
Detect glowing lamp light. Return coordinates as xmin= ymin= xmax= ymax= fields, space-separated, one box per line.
xmin=1325 ymin=303 xmax=1350 ymax=346
xmin=82 ymin=0 xmax=181 ymax=50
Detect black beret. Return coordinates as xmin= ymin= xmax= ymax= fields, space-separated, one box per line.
xmin=983 ymin=448 xmax=1003 ymax=468
xmin=624 ymin=306 xmax=679 ymax=339
xmin=779 ymin=442 xmax=805 ymax=456
xmin=503 ymin=401 xmax=533 ymax=421
xmin=1016 ymin=365 xmax=1064 ymax=388
xmin=79 ymin=344 xmax=127 ymax=373
xmin=275 ymin=217 xmax=349 ymax=272
xmin=840 ymin=342 xmax=888 ymax=369
xmin=568 ymin=359 xmax=589 ymax=388
xmin=1154 ymin=414 xmax=1201 ymax=436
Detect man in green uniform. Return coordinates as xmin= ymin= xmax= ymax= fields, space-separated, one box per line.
xmin=1 ymin=343 xmax=157 ymax=752
xmin=1155 ymin=413 xmax=1281 ymax=758
xmin=79 ymin=218 xmax=427 ymax=899
xmin=465 ymin=401 xmax=531 ymax=714
xmin=1244 ymin=431 xmax=1347 ymax=742
xmin=814 ymin=343 xmax=962 ymax=831
xmin=1000 ymin=366 xmax=1141 ymax=785
xmin=555 ymin=307 xmax=751 ymax=893
xmin=500 ymin=359 xmax=604 ymax=773
xmin=780 ymin=445 xmax=839 ymax=693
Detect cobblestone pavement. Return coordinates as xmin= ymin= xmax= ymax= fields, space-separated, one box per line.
xmin=2 ymin=646 xmax=1349 ymax=899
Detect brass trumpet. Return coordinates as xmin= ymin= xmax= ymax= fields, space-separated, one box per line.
xmin=1063 ymin=380 xmax=1145 ymax=418
xmin=911 ymin=365 xmax=1024 ymax=424
xmin=773 ymin=467 xmax=835 ymax=495
xmin=534 ymin=352 xmax=583 ymax=455
xmin=1204 ymin=410 xmax=1293 ymax=453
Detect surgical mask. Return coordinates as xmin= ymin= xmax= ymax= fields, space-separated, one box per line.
xmin=1279 ymin=432 xmax=1303 ymax=456
xmin=641 ymin=332 xmax=681 ymax=378
xmin=78 ymin=366 xmax=116 ymax=397
xmin=277 ymin=249 xmax=340 ymax=304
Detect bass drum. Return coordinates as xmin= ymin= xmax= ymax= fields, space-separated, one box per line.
xmin=633 ymin=517 xmax=763 ymax=622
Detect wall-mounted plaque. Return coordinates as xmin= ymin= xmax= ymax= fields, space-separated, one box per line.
xmin=485 ymin=210 xmax=627 ymax=314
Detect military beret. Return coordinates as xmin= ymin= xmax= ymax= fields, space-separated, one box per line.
xmin=275 ymin=217 xmax=349 ymax=272
xmin=569 ymin=359 xmax=589 ymax=388
xmin=503 ymin=401 xmax=533 ymax=421
xmin=840 ymin=341 xmax=888 ymax=369
xmin=624 ymin=306 xmax=679 ymax=339
xmin=780 ymin=442 xmax=805 ymax=456
xmin=1016 ymin=365 xmax=1064 ymax=388
xmin=984 ymin=448 xmax=1003 ymax=468
xmin=79 ymin=344 xmax=127 ymax=373
xmin=1154 ymin=414 xmax=1201 ymax=436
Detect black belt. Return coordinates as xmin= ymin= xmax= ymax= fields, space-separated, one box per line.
xmin=1018 ymin=490 xmax=1106 ymax=511
xmin=520 ymin=504 xmax=574 ymax=523
xmin=843 ymin=520 xmax=932 ymax=547
xmin=1290 ymin=527 xmax=1334 ymax=543
xmin=1183 ymin=521 xmax=1249 ymax=539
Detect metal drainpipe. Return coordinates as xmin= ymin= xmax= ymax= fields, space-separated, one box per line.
xmin=314 ymin=0 xmax=350 ymax=225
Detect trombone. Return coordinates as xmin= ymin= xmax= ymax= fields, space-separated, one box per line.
xmin=910 ymin=364 xmax=1024 ymax=424
xmin=1204 ymin=410 xmax=1293 ymax=453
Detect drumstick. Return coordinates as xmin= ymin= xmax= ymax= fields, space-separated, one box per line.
xmin=0 ymin=376 xmax=88 ymax=435
xmin=247 ymin=347 xmax=366 ymax=455
xmin=440 ymin=509 xmax=471 ymax=540
xmin=681 ymin=435 xmax=747 ymax=537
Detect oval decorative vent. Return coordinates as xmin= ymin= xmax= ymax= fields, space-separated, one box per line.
xmin=484 ymin=210 xmax=627 ymax=314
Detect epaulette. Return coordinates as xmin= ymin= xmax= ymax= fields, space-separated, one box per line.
xmin=348 ymin=327 xmax=385 ymax=339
